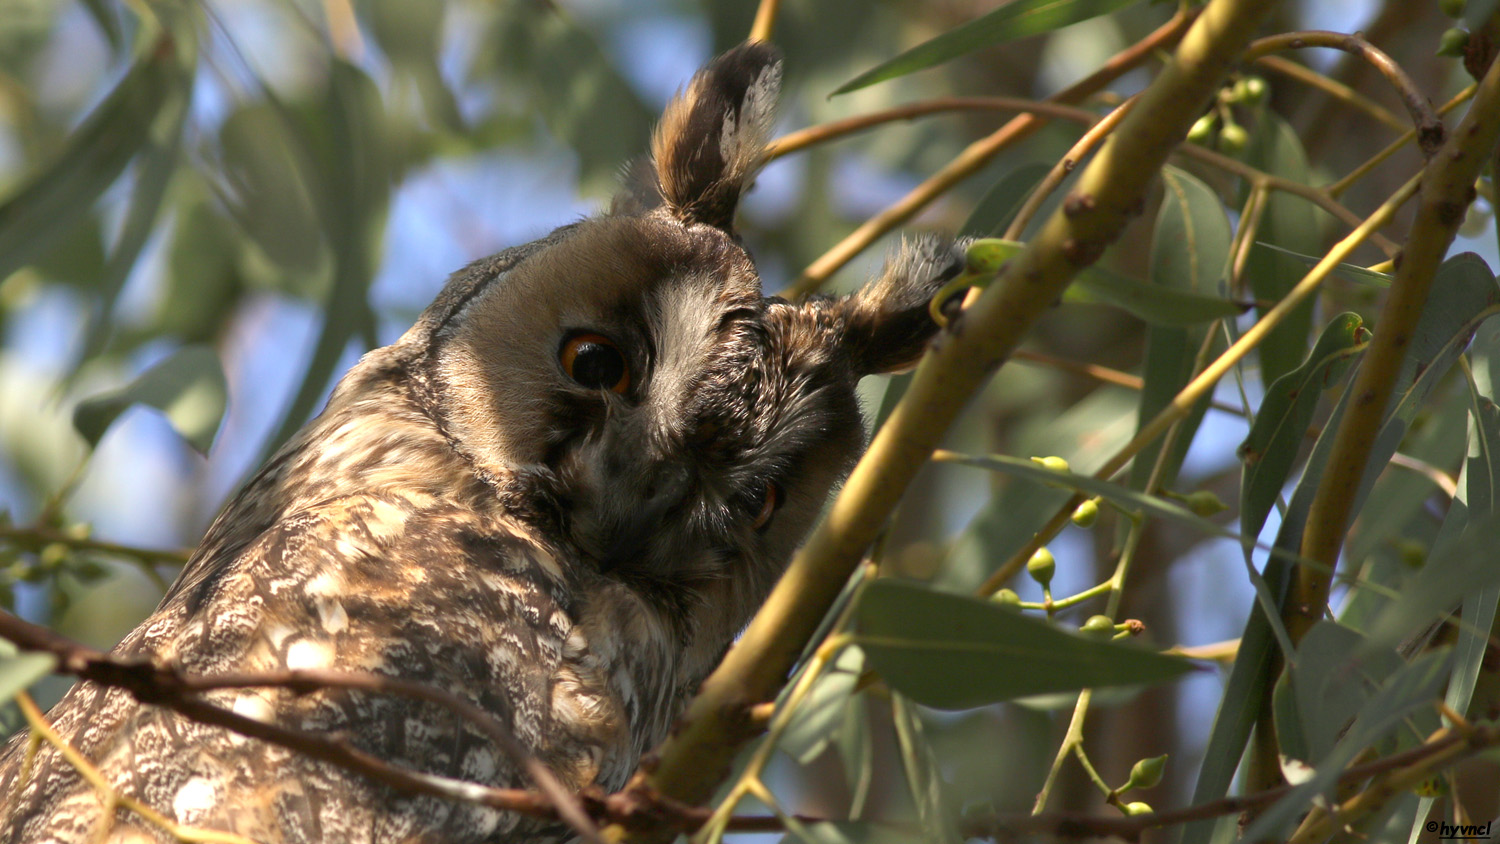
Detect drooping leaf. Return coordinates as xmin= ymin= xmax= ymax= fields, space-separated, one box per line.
xmin=0 ymin=35 xmax=181 ymax=283
xmin=1240 ymin=114 xmax=1321 ymax=385
xmin=960 ymin=162 xmax=1052 ymax=238
xmin=1132 ymin=166 xmax=1232 ymax=491
xmin=1272 ymin=621 xmax=1403 ymax=767
xmin=833 ymin=0 xmax=1145 ymax=95
xmin=1254 ymin=242 xmax=1392 ymax=288
xmin=779 ymin=646 xmax=866 ymax=765
xmin=1066 ymin=264 xmax=1244 ymax=326
xmin=1239 ymin=313 xmax=1368 ymax=544
xmin=889 ymin=693 xmax=960 ymax=844
xmin=856 ymin=579 xmax=1192 ymax=710
xmin=73 ymin=345 xmax=228 ymax=455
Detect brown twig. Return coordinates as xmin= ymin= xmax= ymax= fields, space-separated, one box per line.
xmin=1243 ymin=31 xmax=1445 ymax=156
xmin=0 ymin=523 xmax=190 ymax=567
xmin=748 ymin=0 xmax=780 ymax=44
xmin=1004 ymin=96 xmax=1135 ymax=241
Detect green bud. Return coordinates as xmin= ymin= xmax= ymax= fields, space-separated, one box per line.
xmin=1126 ymin=755 xmax=1168 ymax=790
xmin=1030 ymin=455 xmax=1070 ymax=473
xmin=1080 ymin=614 xmax=1115 ymax=638
xmin=1440 ymin=0 xmax=1466 ymax=18
xmin=1123 ymin=802 xmax=1154 ymax=817
xmin=1187 ymin=113 xmax=1216 ymax=143
xmin=1070 ymin=499 xmax=1100 ymax=528
xmin=1238 ymin=76 xmax=1267 ymax=105
xmin=1218 ymin=122 xmax=1249 ymax=153
xmin=1182 ymin=490 xmax=1229 ymax=517
xmin=1027 ymin=547 xmax=1056 ymax=586
xmin=991 ymin=588 xmax=1023 ymax=609
xmin=1438 ymin=27 xmax=1470 ymax=57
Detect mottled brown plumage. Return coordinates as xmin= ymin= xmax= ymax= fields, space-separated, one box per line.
xmin=0 ymin=44 xmax=961 ymax=843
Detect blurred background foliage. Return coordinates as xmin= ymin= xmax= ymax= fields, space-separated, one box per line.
xmin=2 ymin=0 xmax=1498 ymax=840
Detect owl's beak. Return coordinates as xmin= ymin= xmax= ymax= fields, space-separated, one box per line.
xmin=589 ymin=459 xmax=692 ymax=573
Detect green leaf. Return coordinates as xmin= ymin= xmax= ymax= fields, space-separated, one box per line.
xmin=1133 ymin=166 xmax=1232 ymax=491
xmin=856 ymin=579 xmax=1192 ymax=710
xmin=1239 ymin=313 xmax=1368 ymax=543
xmin=1274 ymin=622 xmax=1403 ymax=766
xmin=1240 ymin=115 xmax=1321 ymax=385
xmin=1066 ymin=264 xmax=1245 ymax=326
xmin=890 ymin=693 xmax=959 ymax=844
xmin=0 ymin=35 xmax=181 ymax=283
xmin=835 ymin=696 xmax=873 ymax=819
xmin=1245 ymin=648 xmax=1451 ymax=843
xmin=1254 ymin=242 xmax=1392 ymax=287
xmin=0 ymin=652 xmax=56 ymax=704
xmin=779 ymin=646 xmax=865 ymax=765
xmin=833 ymin=0 xmax=1144 ymax=94
xmin=960 ymin=163 xmax=1052 ymax=238
xmin=73 ymin=345 xmax=228 ymax=455
xmin=489 ymin=5 xmax=653 ymax=195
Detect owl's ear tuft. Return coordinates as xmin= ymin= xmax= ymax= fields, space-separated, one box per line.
xmin=836 ymin=236 xmax=968 ymax=376
xmin=651 ymin=42 xmax=782 ymax=232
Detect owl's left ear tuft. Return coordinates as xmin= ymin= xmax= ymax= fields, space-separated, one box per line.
xmin=651 ymin=42 xmax=782 ymax=232
xmin=836 ymin=236 xmax=968 ymax=376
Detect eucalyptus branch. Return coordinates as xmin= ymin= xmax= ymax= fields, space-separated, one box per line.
xmin=1243 ymin=31 xmax=1445 ymax=155
xmin=0 ymin=523 xmax=190 ymax=567
xmin=748 ymin=0 xmax=780 ymax=44
xmin=779 ymin=6 xmax=1198 ymax=298
xmin=1004 ymin=96 xmax=1135 ymax=241
xmin=977 ymin=170 xmax=1423 ymax=599
xmin=1328 ymin=84 xmax=1477 ymax=198
xmin=1290 ymin=51 xmax=1500 ymax=644
xmin=609 ymin=3 xmax=1280 ymax=841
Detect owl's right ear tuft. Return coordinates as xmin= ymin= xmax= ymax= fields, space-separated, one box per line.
xmin=650 ymin=42 xmax=782 ymax=233
xmin=836 ymin=236 xmax=968 ymax=376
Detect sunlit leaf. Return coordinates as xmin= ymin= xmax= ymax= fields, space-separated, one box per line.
xmin=73 ymin=345 xmax=228 ymax=455
xmin=833 ymin=0 xmax=1144 ymax=94
xmin=856 ymin=579 xmax=1192 ymax=710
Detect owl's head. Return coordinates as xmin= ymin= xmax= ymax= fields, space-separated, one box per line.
xmin=400 ymin=44 xmax=960 ymax=639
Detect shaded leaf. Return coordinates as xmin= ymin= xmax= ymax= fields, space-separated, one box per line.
xmin=890 ymin=693 xmax=959 ymax=844
xmin=73 ymin=345 xmax=228 ymax=455
xmin=1255 ymin=242 xmax=1392 ymax=288
xmin=834 ymin=0 xmax=1144 ymax=94
xmin=1241 ymin=114 xmax=1321 ymax=385
xmin=779 ymin=646 xmax=865 ymax=765
xmin=1132 ymin=166 xmax=1231 ymax=491
xmin=1066 ymin=264 xmax=1244 ymax=326
xmin=1239 ymin=312 xmax=1368 ymax=544
xmin=960 ymin=162 xmax=1051 ymax=238
xmin=0 ymin=652 xmax=55 ymax=705
xmin=0 ymin=35 xmax=181 ymax=282
xmin=856 ymin=579 xmax=1192 ymax=710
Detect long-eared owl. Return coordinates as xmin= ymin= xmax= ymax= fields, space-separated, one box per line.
xmin=0 ymin=43 xmax=961 ymax=843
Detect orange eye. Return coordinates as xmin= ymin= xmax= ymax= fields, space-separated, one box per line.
xmin=751 ymin=482 xmax=781 ymax=531
xmin=560 ymin=333 xmax=630 ymax=394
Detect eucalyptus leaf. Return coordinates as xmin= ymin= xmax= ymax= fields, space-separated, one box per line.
xmin=0 ymin=652 xmax=56 ymax=704
xmin=857 ymin=579 xmax=1192 ymax=710
xmin=833 ymin=0 xmax=1144 ymax=94
xmin=73 ymin=345 xmax=228 ymax=455
xmin=779 ymin=646 xmax=865 ymax=765
xmin=1239 ymin=312 xmax=1368 ymax=544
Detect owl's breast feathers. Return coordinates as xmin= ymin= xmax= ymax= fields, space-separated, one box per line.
xmin=0 ymin=364 xmax=682 ymax=843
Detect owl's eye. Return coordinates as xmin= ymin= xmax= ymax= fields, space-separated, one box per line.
xmin=560 ymin=333 xmax=630 ymax=394
xmin=751 ymin=481 xmax=782 ymax=531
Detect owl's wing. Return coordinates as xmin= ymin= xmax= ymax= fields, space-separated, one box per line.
xmin=0 ymin=492 xmax=592 ymax=844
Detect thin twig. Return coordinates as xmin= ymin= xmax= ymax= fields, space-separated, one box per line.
xmin=1004 ymin=97 xmax=1136 ymax=240
xmin=748 ymin=0 xmax=780 ymax=44
xmin=779 ymin=6 xmax=1198 ymax=298
xmin=1252 ymin=54 xmax=1407 ymax=134
xmin=1328 ymin=84 xmax=1477 ymax=198
xmin=764 ymin=97 xmax=1100 ymax=160
xmin=1243 ymin=31 xmax=1445 ymax=155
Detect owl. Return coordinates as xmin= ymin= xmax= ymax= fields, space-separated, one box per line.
xmin=0 ymin=43 xmax=961 ymax=843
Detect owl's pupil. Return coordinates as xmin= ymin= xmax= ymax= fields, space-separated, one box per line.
xmin=572 ymin=343 xmax=625 ymax=390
